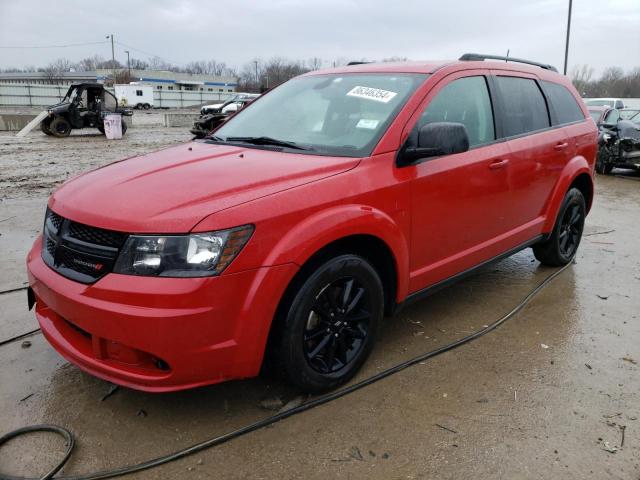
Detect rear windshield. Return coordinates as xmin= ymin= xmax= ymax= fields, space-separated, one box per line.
xmin=214 ymin=73 xmax=428 ymax=157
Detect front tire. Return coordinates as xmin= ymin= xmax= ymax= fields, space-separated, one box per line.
xmin=533 ymin=188 xmax=586 ymax=266
xmin=40 ymin=118 xmax=53 ymax=135
xmin=596 ymin=149 xmax=614 ymax=174
xmin=49 ymin=117 xmax=71 ymax=138
xmin=276 ymin=254 xmax=384 ymax=393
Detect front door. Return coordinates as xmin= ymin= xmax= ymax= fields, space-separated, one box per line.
xmin=403 ymin=72 xmax=514 ymax=293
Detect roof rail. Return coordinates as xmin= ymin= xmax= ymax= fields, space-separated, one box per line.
xmin=346 ymin=61 xmax=371 ymax=66
xmin=459 ymin=53 xmax=558 ymax=72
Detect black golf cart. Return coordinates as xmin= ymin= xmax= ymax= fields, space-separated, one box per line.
xmin=40 ymin=83 xmax=132 ymax=137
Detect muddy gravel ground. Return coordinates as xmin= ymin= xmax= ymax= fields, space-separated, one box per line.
xmin=0 ymin=127 xmax=191 ymax=199
xmin=0 ymin=129 xmax=639 ymax=479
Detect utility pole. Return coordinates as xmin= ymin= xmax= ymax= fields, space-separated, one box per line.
xmin=125 ymin=50 xmax=131 ymax=80
xmin=563 ymin=0 xmax=573 ymax=75
xmin=106 ymin=34 xmax=115 ymax=83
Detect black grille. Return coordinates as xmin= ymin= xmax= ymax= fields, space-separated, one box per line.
xmin=48 ymin=210 xmax=63 ymax=232
xmin=45 ymin=237 xmax=56 ymax=256
xmin=68 ymin=222 xmax=127 ymax=248
xmin=42 ymin=208 xmax=128 ymax=284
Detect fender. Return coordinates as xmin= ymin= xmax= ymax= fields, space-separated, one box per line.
xmin=263 ymin=204 xmax=410 ymax=302
xmin=542 ymin=155 xmax=593 ymax=232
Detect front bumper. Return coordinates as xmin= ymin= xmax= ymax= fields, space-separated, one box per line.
xmin=27 ymin=235 xmax=297 ymax=392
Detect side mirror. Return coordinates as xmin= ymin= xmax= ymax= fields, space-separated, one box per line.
xmin=399 ymin=122 xmax=470 ymax=165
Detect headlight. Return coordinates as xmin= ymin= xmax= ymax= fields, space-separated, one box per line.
xmin=113 ymin=225 xmax=253 ymax=277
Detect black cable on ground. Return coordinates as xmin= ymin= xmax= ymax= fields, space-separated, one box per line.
xmin=0 ymin=426 xmax=74 ymax=480
xmin=0 ymin=287 xmax=28 ymax=296
xmin=0 ymin=262 xmax=572 ymax=480
xmin=0 ymin=329 xmax=41 ymax=348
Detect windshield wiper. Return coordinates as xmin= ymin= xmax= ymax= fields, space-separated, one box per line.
xmin=206 ymin=135 xmax=225 ymax=142
xmin=224 ymin=136 xmax=312 ymax=151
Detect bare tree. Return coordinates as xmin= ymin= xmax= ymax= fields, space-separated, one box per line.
xmin=306 ymin=57 xmax=324 ymax=71
xmin=570 ymin=64 xmax=595 ymax=96
xmin=148 ymin=56 xmax=173 ymax=71
xmin=570 ymin=64 xmax=640 ymax=97
xmin=75 ymin=55 xmax=106 ymax=72
xmin=41 ymin=58 xmax=73 ymax=84
xmin=129 ymin=58 xmax=149 ymax=70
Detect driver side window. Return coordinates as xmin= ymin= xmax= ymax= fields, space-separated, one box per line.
xmin=417 ymin=76 xmax=495 ymax=147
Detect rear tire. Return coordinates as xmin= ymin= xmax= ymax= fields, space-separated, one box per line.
xmin=143 ymin=103 xmax=151 ymax=110
xmin=49 ymin=117 xmax=71 ymax=138
xmin=135 ymin=103 xmax=143 ymax=109
xmin=275 ymin=254 xmax=384 ymax=393
xmin=533 ymin=188 xmax=586 ymax=266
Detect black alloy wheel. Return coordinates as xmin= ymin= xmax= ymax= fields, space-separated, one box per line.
xmin=558 ymin=203 xmax=582 ymax=258
xmin=303 ymin=277 xmax=371 ymax=374
xmin=533 ymin=188 xmax=586 ymax=266
xmin=275 ymin=254 xmax=383 ymax=392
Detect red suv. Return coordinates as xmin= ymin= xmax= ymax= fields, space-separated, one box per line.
xmin=27 ymin=54 xmax=597 ymax=393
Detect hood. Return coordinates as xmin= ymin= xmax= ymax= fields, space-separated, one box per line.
xmin=49 ymin=141 xmax=359 ymax=233
xmin=48 ymin=102 xmax=71 ymax=114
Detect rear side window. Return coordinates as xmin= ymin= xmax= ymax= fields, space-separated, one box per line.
xmin=541 ymin=81 xmax=585 ymax=125
xmin=418 ymin=76 xmax=495 ymax=147
xmin=495 ymin=76 xmax=550 ymax=137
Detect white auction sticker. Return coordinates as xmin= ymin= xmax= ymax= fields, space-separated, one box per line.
xmin=346 ymin=86 xmax=397 ymax=103
xmin=356 ymin=119 xmax=380 ymax=129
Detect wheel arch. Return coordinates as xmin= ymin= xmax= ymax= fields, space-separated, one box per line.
xmin=543 ymin=156 xmax=594 ymax=232
xmin=262 ymin=204 xmax=409 ymax=305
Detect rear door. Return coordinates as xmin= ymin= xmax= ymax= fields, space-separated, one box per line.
xmin=490 ymin=73 xmax=569 ymax=234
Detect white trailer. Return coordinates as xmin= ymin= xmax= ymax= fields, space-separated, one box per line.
xmin=114 ymin=84 xmax=154 ymax=109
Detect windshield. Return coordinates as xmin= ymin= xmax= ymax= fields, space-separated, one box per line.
xmin=620 ymin=109 xmax=640 ymax=121
xmin=214 ymin=73 xmax=428 ymax=156
xmin=63 ymin=87 xmax=80 ymax=103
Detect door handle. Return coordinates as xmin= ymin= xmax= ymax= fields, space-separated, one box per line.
xmin=554 ymin=142 xmax=569 ymax=150
xmin=488 ymin=159 xmax=510 ymax=170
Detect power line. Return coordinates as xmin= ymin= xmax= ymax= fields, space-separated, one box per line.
xmin=114 ymin=41 xmax=182 ymax=66
xmin=0 ymin=41 xmax=109 ymax=49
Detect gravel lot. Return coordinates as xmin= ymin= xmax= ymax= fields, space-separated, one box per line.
xmin=0 ymin=126 xmax=191 ymax=199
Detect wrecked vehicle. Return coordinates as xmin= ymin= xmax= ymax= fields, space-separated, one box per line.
xmin=596 ymin=118 xmax=640 ymax=174
xmin=190 ymin=97 xmax=255 ymax=138
xmin=40 ymin=83 xmax=132 ymax=138
xmin=200 ymin=93 xmax=260 ymax=115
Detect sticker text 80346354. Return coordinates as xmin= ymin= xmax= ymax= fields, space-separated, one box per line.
xmin=346 ymin=86 xmax=398 ymax=104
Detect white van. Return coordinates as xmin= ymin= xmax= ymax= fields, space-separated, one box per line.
xmin=114 ymin=84 xmax=154 ymax=109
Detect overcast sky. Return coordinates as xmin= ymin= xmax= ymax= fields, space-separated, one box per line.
xmin=0 ymin=0 xmax=638 ymax=76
